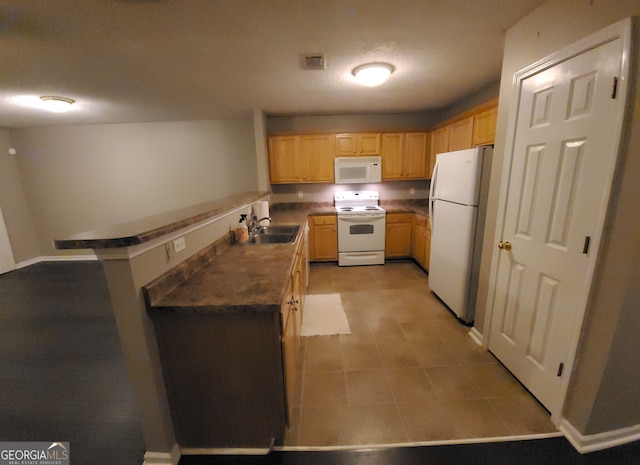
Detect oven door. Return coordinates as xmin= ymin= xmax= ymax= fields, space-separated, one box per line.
xmin=337 ymin=213 xmax=386 ymax=252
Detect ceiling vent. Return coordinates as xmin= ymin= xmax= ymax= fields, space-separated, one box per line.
xmin=303 ymin=54 xmax=326 ymax=70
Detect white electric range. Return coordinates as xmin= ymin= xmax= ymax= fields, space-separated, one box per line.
xmin=334 ymin=191 xmax=386 ymax=266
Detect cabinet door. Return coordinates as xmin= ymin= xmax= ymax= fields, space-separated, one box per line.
xmin=335 ymin=134 xmax=357 ymax=155
xmin=403 ymin=132 xmax=429 ymax=179
xmin=472 ymin=106 xmax=498 ymax=146
xmin=280 ymin=277 xmax=297 ymax=425
xmin=302 ymin=134 xmax=335 ymax=182
xmin=269 ymin=136 xmax=301 ymax=183
xmin=335 ymin=133 xmax=382 ymax=156
xmin=381 ymin=133 xmax=404 ymax=179
xmin=385 ymin=214 xmax=412 ymax=258
xmin=309 ymin=215 xmax=337 ymax=261
xmin=448 ymin=116 xmax=474 ymax=151
xmin=429 ymin=126 xmax=449 ymax=177
xmin=412 ymin=214 xmax=428 ymax=268
xmin=424 ymin=220 xmax=431 ymax=271
xmin=359 ymin=133 xmax=382 ymax=155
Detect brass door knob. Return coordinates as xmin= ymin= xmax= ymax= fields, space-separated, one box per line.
xmin=498 ymin=241 xmax=512 ymax=251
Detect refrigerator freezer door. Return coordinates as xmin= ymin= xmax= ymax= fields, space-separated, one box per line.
xmin=432 ymin=148 xmax=483 ymax=206
xmin=428 ymin=199 xmax=477 ymax=322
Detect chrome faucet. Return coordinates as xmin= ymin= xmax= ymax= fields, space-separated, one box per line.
xmin=248 ymin=215 xmax=272 ymax=234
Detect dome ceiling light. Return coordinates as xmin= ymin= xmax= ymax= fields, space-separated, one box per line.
xmin=352 ymin=62 xmax=394 ymax=87
xmin=40 ymin=96 xmax=75 ymax=112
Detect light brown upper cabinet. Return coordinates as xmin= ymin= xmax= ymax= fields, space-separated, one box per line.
xmin=382 ymin=132 xmax=430 ymax=180
xmin=269 ymin=136 xmax=301 ymax=183
xmin=472 ymin=106 xmax=498 ymax=146
xmin=427 ymin=99 xmax=499 ymax=177
xmin=268 ymin=134 xmax=335 ymax=184
xmin=301 ymin=134 xmax=335 ymax=182
xmin=335 ymin=133 xmax=382 ymax=156
xmin=448 ymin=116 xmax=474 ymax=152
xmin=429 ymin=126 xmax=449 ymax=177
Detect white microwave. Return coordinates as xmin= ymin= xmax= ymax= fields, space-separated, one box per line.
xmin=334 ymin=156 xmax=382 ymax=184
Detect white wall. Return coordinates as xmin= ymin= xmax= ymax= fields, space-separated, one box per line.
xmin=10 ymin=117 xmax=258 ymax=257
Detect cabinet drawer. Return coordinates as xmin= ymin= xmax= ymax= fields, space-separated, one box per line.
xmin=312 ymin=215 xmax=336 ymax=226
xmin=386 ymin=213 xmax=413 ymax=223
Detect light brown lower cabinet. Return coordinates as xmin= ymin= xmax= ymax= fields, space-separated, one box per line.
xmin=309 ymin=214 xmax=337 ymax=261
xmin=385 ymin=213 xmax=413 ymax=258
xmin=412 ymin=213 xmax=431 ymax=270
xmin=281 ymin=240 xmax=305 ymax=425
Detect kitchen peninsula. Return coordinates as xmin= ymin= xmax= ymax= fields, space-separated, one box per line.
xmin=54 ymin=191 xmax=308 ymax=460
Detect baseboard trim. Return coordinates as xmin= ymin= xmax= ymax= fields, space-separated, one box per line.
xmin=468 ymin=327 xmax=484 ymax=346
xmin=559 ymin=418 xmax=640 ymax=453
xmin=180 ymin=447 xmax=270 ymax=455
xmin=16 ymin=254 xmax=98 ymax=269
xmin=142 ymin=443 xmax=181 ymax=465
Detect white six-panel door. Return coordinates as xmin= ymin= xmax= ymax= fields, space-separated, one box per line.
xmin=488 ymin=22 xmax=629 ymax=417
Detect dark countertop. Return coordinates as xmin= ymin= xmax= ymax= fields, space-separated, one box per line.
xmin=54 ymin=191 xmax=270 ymax=250
xmin=146 ymin=199 xmax=429 ymax=315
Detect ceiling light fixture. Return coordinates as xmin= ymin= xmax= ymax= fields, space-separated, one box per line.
xmin=40 ymin=96 xmax=75 ymax=112
xmin=352 ymin=62 xmax=394 ymax=87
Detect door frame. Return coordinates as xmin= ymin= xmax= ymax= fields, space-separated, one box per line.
xmin=482 ymin=18 xmax=632 ymax=421
xmin=0 ymin=206 xmax=15 ymax=274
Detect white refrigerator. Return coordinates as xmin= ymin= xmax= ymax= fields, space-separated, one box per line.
xmin=428 ymin=146 xmax=492 ymax=323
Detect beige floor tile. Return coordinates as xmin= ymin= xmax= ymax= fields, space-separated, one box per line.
xmin=369 ymin=321 xmax=407 ymax=344
xmin=282 ymin=406 xmax=301 ymax=445
xmin=386 ymin=367 xmax=437 ymax=403
xmin=464 ymin=362 xmax=529 ymax=398
xmin=397 ymin=401 xmax=459 ymax=441
xmin=401 ymin=321 xmax=441 ymax=342
xmin=489 ymin=396 xmax=557 ymax=435
xmin=425 ymin=365 xmax=485 ymax=401
xmin=304 ymin=341 xmax=344 ymax=372
xmin=301 ymin=371 xmax=347 ymax=407
xmin=378 ymin=341 xmax=421 ymax=368
xmin=340 ymin=318 xmax=375 ymax=344
xmin=412 ymin=339 xmax=460 ymax=367
xmin=341 ymin=343 xmax=383 ymax=370
xmin=429 ymin=317 xmax=471 ymax=340
xmin=444 ymin=338 xmax=497 ymax=365
xmin=346 ymin=369 xmax=394 ymax=404
xmin=299 ymin=404 xmax=407 ymax=446
xmin=399 ymin=399 xmax=514 ymax=441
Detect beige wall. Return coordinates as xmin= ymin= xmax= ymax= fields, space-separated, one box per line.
xmin=9 ymin=117 xmax=258 ymax=258
xmin=267 ymin=111 xmax=440 ymax=135
xmin=0 ymin=129 xmax=40 ymax=262
xmin=474 ymin=0 xmax=640 ymax=437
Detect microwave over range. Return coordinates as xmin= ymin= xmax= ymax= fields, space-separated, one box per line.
xmin=334 ymin=156 xmax=382 ymax=184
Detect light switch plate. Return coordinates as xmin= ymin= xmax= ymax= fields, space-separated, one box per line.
xmin=173 ymin=236 xmax=186 ymax=253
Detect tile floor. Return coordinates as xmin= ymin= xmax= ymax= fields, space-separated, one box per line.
xmin=283 ymin=261 xmax=558 ymax=447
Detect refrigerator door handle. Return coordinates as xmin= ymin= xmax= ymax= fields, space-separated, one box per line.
xmin=429 ymin=160 xmax=439 ymax=231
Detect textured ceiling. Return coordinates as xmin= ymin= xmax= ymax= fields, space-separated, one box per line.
xmin=0 ymin=0 xmax=545 ymax=128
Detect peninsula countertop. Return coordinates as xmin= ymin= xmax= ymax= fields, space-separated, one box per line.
xmin=145 ymin=199 xmax=429 ymax=315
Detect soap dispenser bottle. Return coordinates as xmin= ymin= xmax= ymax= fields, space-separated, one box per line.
xmin=235 ymin=214 xmax=249 ymax=243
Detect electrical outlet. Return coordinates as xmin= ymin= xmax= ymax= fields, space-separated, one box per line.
xmin=173 ymin=236 xmax=186 ymax=253
xmin=297 ymin=191 xmax=303 ymax=199
xmin=409 ymin=188 xmax=415 ymax=195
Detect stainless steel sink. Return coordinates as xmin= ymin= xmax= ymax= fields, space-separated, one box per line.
xmin=253 ymin=225 xmax=300 ymax=236
xmin=247 ymin=234 xmax=296 ymax=244
xmin=245 ymin=225 xmax=300 ymax=244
